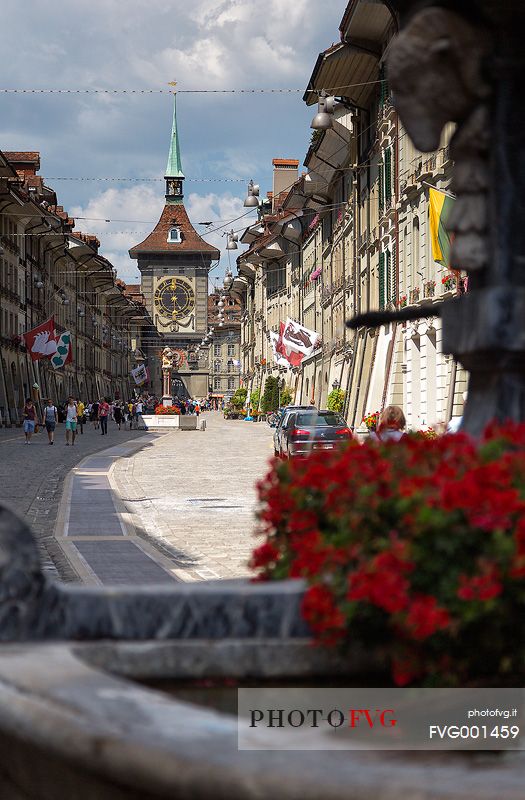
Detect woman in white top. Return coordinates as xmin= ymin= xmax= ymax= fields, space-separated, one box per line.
xmin=65 ymin=397 xmax=78 ymax=446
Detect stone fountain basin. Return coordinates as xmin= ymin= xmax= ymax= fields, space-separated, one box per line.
xmin=0 ymin=639 xmax=523 ymax=800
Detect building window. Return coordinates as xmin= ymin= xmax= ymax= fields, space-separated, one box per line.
xmin=228 ymin=378 xmax=236 ymax=390
xmin=214 ymin=344 xmax=221 ymax=357
xmin=214 ymin=377 xmax=221 ymax=390
xmin=214 ymin=360 xmax=221 ymax=373
xmin=227 ymin=344 xmax=235 ymax=357
xmin=167 ymin=227 xmax=181 ymax=243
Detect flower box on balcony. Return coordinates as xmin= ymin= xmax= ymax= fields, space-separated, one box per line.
xmin=424 ymin=280 xmax=436 ymax=298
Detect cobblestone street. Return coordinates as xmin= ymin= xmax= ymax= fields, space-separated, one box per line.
xmin=112 ymin=413 xmax=273 ymax=581
xmin=0 ymin=413 xmax=273 ymax=584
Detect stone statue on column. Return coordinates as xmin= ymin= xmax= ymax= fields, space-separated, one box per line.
xmin=161 ymin=346 xmax=174 ymax=406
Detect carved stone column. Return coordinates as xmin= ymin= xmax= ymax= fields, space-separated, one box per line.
xmin=388 ymin=2 xmax=525 ymax=435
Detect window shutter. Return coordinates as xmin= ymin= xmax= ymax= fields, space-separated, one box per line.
xmin=384 ymin=147 xmax=392 ymax=200
xmin=391 ymin=241 xmax=397 ymax=303
xmin=386 ymin=249 xmax=391 ymax=303
xmin=378 ymin=164 xmax=384 ymax=213
xmin=379 ymin=252 xmax=385 ymax=310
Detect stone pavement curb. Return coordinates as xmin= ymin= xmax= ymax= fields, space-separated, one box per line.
xmin=52 ymin=433 xmax=187 ymax=586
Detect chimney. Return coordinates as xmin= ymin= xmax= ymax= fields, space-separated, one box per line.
xmin=3 ymin=151 xmax=41 ymax=179
xmin=272 ymin=158 xmax=299 ymax=211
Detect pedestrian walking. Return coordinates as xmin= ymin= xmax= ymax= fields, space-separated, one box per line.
xmin=65 ymin=397 xmax=78 ymax=446
xmin=42 ymin=399 xmax=58 ymax=445
xmin=22 ymin=397 xmax=37 ymax=444
xmin=135 ymin=398 xmax=143 ymax=428
xmin=98 ymin=397 xmax=110 ymax=435
xmin=77 ymin=399 xmax=85 ymax=435
xmin=114 ymin=402 xmax=123 ymax=430
xmin=91 ymin=400 xmax=100 ymax=430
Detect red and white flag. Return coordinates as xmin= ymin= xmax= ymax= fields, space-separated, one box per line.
xmin=281 ymin=318 xmax=320 ymax=357
xmin=276 ymin=322 xmax=305 ymax=368
xmin=270 ymin=327 xmax=290 ymax=368
xmin=23 ymin=317 xmax=58 ymax=361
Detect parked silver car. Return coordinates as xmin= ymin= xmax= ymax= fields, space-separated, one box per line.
xmin=279 ymin=409 xmax=352 ymax=457
xmin=272 ymin=405 xmax=315 ymax=456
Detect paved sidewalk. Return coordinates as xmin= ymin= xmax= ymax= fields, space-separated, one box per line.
xmin=55 ymin=434 xmax=181 ymax=585
xmin=111 ymin=413 xmax=274 ymax=581
xmin=0 ymin=422 xmax=146 ymax=581
xmin=18 ymin=413 xmax=273 ymax=585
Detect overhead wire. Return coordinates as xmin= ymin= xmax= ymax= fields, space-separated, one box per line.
xmin=0 ymin=79 xmax=386 ymax=95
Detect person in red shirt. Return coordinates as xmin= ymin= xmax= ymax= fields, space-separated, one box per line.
xmin=98 ymin=397 xmax=110 ymax=436
xmin=22 ymin=398 xmax=37 ymax=444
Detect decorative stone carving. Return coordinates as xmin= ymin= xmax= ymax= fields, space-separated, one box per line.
xmin=387 ymin=8 xmax=490 ymax=153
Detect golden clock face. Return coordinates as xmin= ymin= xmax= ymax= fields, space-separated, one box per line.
xmin=154 ymin=277 xmax=195 ymax=319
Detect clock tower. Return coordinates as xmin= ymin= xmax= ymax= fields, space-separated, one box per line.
xmin=129 ymin=94 xmax=219 ymax=399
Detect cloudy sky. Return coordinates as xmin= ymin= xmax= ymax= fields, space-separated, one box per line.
xmin=1 ymin=0 xmax=343 ymax=285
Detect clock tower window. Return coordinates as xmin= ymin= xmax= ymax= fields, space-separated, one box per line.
xmin=168 ymin=226 xmax=182 ymax=243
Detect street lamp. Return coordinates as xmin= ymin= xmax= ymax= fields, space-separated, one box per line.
xmin=225 ymin=230 xmax=238 ymax=250
xmin=332 ymin=379 xmax=340 ymax=390
xmin=243 ymin=179 xmax=260 ymax=207
xmin=223 ymin=269 xmax=233 ymax=291
xmin=311 ymin=90 xmax=338 ymax=130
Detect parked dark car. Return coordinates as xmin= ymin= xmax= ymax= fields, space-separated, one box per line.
xmin=273 ymin=405 xmax=315 ymax=456
xmin=279 ymin=409 xmax=352 ymax=457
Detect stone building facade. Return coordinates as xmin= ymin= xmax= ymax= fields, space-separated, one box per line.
xmin=0 ymin=150 xmax=145 ymax=425
xmin=236 ymin=0 xmax=467 ymax=431
xmin=207 ymin=291 xmax=241 ymax=405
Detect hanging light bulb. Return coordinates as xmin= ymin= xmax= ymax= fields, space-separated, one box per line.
xmin=243 ymin=179 xmax=260 ymax=208
xmin=218 ymin=299 xmax=224 ymax=310
xmin=219 ymin=321 xmax=224 ymax=327
xmin=226 ymin=230 xmax=238 ymax=250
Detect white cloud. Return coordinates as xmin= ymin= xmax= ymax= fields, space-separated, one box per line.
xmin=1 ymin=0 xmax=343 ymax=289
xmin=69 ymin=185 xmax=253 ymax=284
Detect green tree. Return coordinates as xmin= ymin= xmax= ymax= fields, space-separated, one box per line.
xmin=231 ymin=387 xmax=247 ymax=409
xmin=262 ymin=375 xmax=279 ymax=412
xmin=280 ymin=385 xmax=293 ymax=407
xmin=327 ymin=388 xmax=346 ymax=413
xmin=249 ymin=388 xmax=261 ymax=411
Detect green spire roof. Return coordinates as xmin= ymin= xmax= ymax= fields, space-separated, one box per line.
xmin=165 ymin=94 xmax=184 ymax=179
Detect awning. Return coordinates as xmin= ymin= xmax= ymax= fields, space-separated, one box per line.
xmin=303 ymin=41 xmax=380 ymax=109
xmin=304 ymin=120 xmax=353 ymax=192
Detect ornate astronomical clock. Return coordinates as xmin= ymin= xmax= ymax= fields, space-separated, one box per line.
xmin=154 ymin=277 xmax=195 ymax=327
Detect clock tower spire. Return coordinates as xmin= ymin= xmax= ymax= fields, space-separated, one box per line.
xmin=129 ymin=92 xmax=219 ymax=402
xmin=165 ymin=92 xmax=184 ymax=204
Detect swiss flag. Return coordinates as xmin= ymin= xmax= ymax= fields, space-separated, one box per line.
xmin=23 ymin=317 xmax=58 ymax=361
